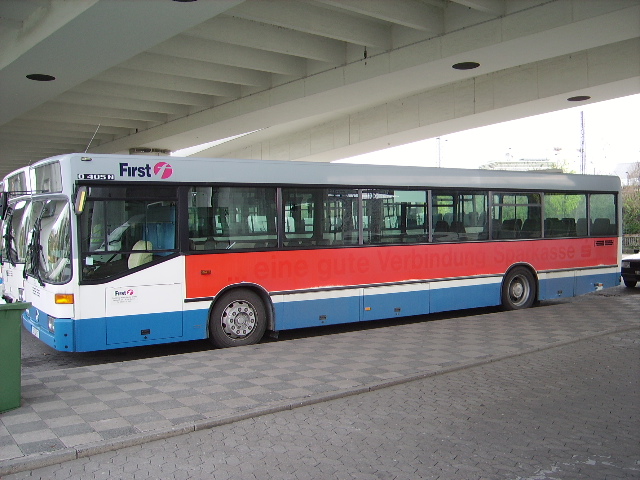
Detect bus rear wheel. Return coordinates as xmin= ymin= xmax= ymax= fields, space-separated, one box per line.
xmin=209 ymin=289 xmax=267 ymax=348
xmin=502 ymin=267 xmax=536 ymax=310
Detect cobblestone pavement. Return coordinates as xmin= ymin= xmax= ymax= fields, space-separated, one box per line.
xmin=4 ymin=326 xmax=638 ymax=480
xmin=1 ymin=287 xmax=639 ymax=478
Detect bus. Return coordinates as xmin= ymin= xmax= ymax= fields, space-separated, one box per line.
xmin=1 ymin=167 xmax=33 ymax=303
xmin=18 ymin=153 xmax=620 ymax=352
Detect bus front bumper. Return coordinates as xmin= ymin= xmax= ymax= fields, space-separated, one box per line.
xmin=22 ymin=306 xmax=74 ymax=352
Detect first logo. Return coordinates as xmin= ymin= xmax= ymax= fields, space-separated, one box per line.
xmin=154 ymin=161 xmax=173 ymax=179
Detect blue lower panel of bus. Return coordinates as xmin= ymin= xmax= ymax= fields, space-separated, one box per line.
xmin=23 ymin=306 xmax=207 ymax=352
xmin=106 ymin=311 xmax=183 ymax=345
xmin=430 ymin=281 xmax=500 ymax=313
xmin=538 ymin=270 xmax=620 ymax=301
xmin=362 ymin=288 xmax=429 ymax=322
xmin=277 ymin=295 xmax=361 ymax=330
xmin=540 ymin=274 xmax=576 ymax=300
xmin=574 ymin=271 xmax=620 ymax=296
xmin=274 ymin=279 xmax=502 ymax=331
xmin=22 ymin=308 xmax=75 ymax=351
xmin=99 ymin=310 xmax=204 ymax=351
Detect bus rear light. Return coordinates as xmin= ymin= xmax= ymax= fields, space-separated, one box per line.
xmin=55 ymin=294 xmax=74 ymax=304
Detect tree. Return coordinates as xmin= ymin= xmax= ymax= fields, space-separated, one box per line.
xmin=622 ymin=162 xmax=640 ymax=234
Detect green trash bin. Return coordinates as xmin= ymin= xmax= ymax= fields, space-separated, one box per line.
xmin=0 ymin=302 xmax=31 ymax=413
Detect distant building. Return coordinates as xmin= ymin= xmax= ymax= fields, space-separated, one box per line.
xmin=480 ymin=159 xmax=562 ymax=172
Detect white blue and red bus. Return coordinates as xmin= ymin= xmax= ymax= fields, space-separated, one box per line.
xmin=17 ymin=153 xmax=620 ymax=351
xmin=1 ymin=167 xmax=34 ymax=303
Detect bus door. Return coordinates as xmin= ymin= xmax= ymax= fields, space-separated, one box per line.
xmin=79 ymin=187 xmax=184 ymax=348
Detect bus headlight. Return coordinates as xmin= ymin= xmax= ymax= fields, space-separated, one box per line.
xmin=48 ymin=316 xmax=56 ymax=333
xmin=622 ymin=261 xmax=630 ymax=268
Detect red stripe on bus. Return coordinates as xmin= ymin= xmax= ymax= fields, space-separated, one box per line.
xmin=185 ymin=238 xmax=618 ymax=299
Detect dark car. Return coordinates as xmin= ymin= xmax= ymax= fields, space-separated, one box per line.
xmin=621 ymin=251 xmax=640 ymax=288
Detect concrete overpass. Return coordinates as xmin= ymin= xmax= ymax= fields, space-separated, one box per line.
xmin=1 ymin=0 xmax=639 ymax=178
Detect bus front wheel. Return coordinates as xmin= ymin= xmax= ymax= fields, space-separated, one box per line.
xmin=501 ymin=267 xmax=536 ymax=310
xmin=209 ymin=289 xmax=267 ymax=348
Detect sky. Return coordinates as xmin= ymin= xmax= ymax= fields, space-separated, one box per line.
xmin=336 ymin=93 xmax=640 ymax=182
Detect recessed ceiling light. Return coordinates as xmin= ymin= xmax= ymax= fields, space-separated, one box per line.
xmin=452 ymin=61 xmax=480 ymax=70
xmin=567 ymin=95 xmax=591 ymax=102
xmin=26 ymin=74 xmax=56 ymax=81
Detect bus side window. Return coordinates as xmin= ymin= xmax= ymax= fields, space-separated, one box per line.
xmin=362 ymin=191 xmax=417 ymax=245
xmin=188 ymin=186 xmax=277 ymax=250
xmin=589 ymin=194 xmax=617 ymax=235
xmin=544 ymin=193 xmax=586 ymax=238
xmin=432 ymin=190 xmax=486 ymax=242
xmin=491 ymin=192 xmax=541 ymax=241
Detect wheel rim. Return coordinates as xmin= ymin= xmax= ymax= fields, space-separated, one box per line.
xmin=509 ymin=275 xmax=530 ymax=307
xmin=221 ymin=300 xmax=257 ymax=339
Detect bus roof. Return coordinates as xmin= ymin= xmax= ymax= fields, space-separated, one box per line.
xmin=31 ymin=153 xmax=621 ymax=193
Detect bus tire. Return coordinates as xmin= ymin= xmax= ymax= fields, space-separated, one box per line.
xmin=501 ymin=267 xmax=536 ymax=310
xmin=623 ymin=279 xmax=637 ymax=288
xmin=209 ymin=289 xmax=267 ymax=348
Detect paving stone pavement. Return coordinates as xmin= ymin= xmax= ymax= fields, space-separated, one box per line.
xmin=1 ymin=287 xmax=639 ymax=478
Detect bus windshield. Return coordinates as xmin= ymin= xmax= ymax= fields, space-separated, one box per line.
xmin=25 ymin=198 xmax=72 ymax=284
xmin=2 ymin=199 xmax=31 ymax=265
